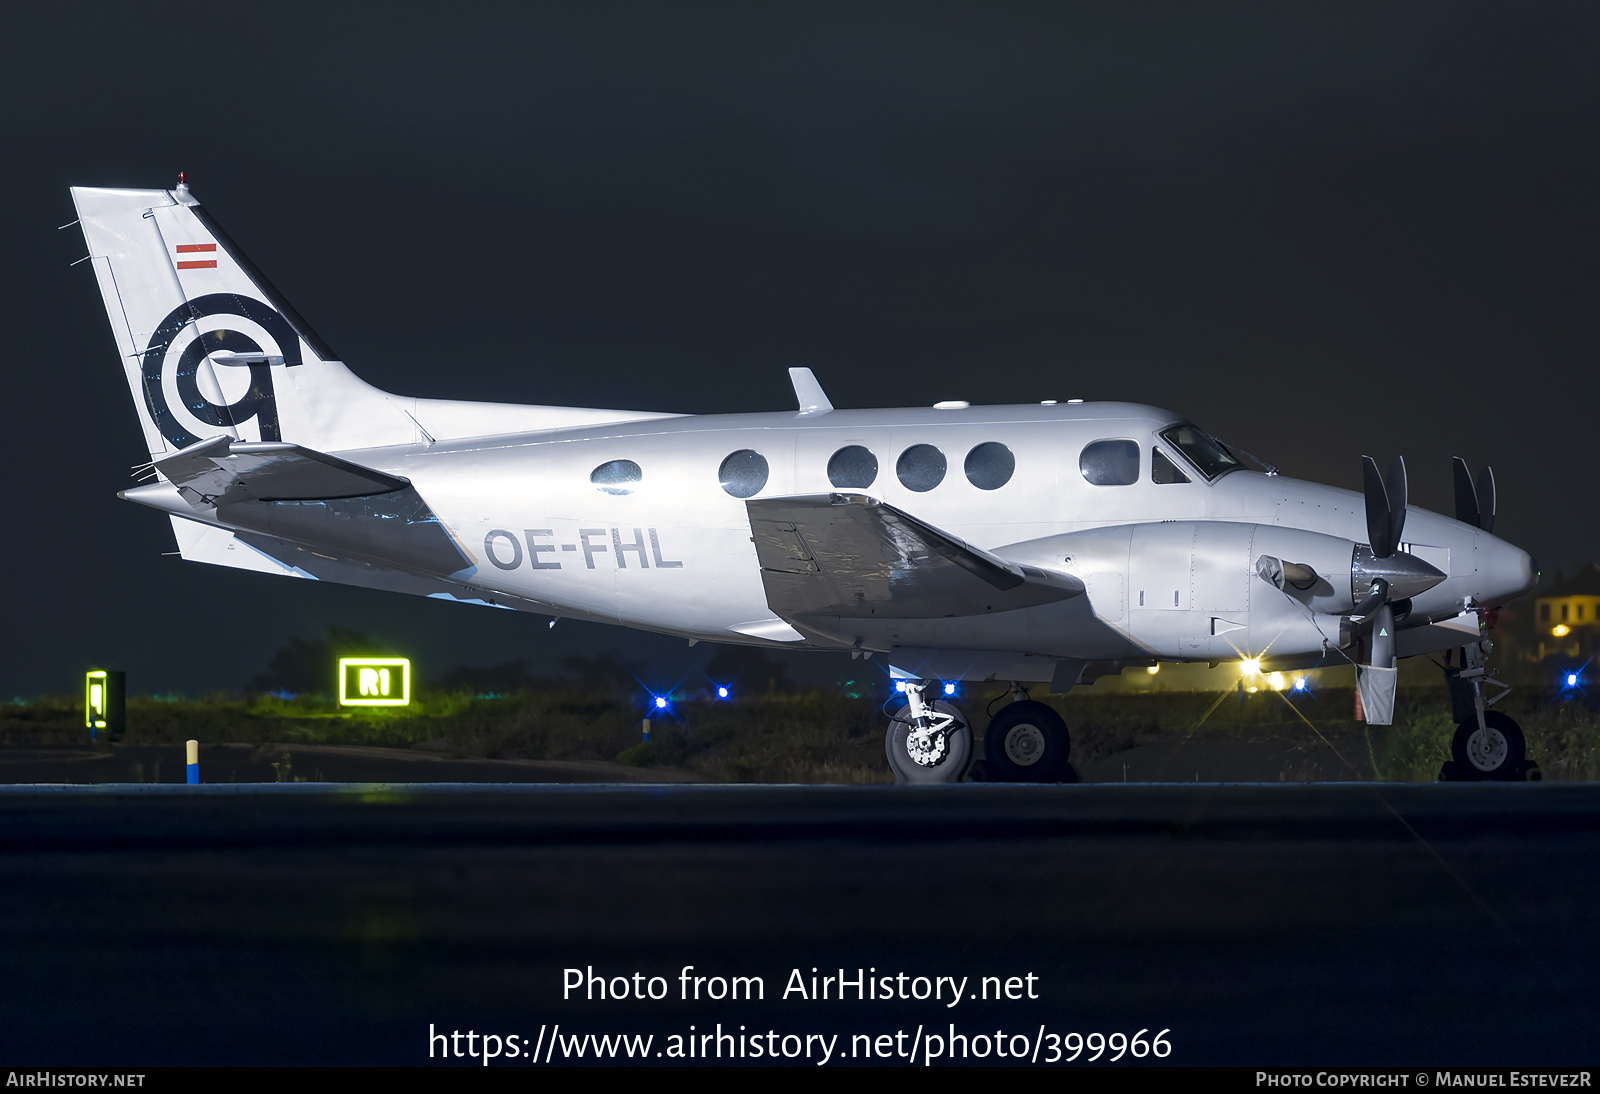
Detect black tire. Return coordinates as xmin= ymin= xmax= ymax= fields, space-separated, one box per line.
xmin=1450 ymin=711 xmax=1526 ymax=781
xmin=984 ymin=700 xmax=1072 ymax=782
xmin=885 ymin=700 xmax=972 ymax=784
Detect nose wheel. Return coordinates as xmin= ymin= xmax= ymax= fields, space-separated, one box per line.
xmin=1441 ymin=626 xmax=1536 ymax=781
xmin=1449 ymin=710 xmax=1527 ymax=781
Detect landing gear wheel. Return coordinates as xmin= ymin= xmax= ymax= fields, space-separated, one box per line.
xmin=1450 ymin=710 xmax=1526 ymax=781
xmin=984 ymin=700 xmax=1072 ymax=782
xmin=885 ymin=700 xmax=972 ymax=784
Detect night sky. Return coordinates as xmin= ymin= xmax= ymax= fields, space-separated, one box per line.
xmin=4 ymin=3 xmax=1598 ymax=697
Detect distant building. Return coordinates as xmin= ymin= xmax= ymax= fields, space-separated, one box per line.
xmin=1534 ymin=562 xmax=1600 ymax=661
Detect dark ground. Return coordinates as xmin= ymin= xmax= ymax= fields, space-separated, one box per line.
xmin=0 ymin=735 xmax=1377 ymax=786
xmin=0 ymin=782 xmax=1595 ymax=1066
xmin=0 ymin=744 xmax=701 ymax=785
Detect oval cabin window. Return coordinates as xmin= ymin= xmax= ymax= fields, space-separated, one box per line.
xmin=896 ymin=444 xmax=947 ymax=492
xmin=827 ymin=445 xmax=878 ymax=489
xmin=591 ymin=459 xmax=642 ymax=495
xmin=719 ymin=449 xmax=770 ymax=498
xmin=963 ymin=442 xmax=1015 ymax=490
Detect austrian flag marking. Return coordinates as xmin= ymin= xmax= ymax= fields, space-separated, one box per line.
xmin=175 ymin=243 xmax=216 ymax=270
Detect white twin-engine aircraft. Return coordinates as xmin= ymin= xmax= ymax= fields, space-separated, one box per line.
xmin=71 ymin=179 xmax=1536 ymax=784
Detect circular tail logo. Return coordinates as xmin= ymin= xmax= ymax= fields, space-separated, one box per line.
xmin=141 ymin=292 xmax=299 ymax=449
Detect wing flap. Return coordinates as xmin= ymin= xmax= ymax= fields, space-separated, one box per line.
xmin=746 ymin=493 xmax=1082 ymax=621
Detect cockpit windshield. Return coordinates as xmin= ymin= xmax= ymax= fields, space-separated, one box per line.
xmin=1159 ymin=423 xmax=1244 ymax=481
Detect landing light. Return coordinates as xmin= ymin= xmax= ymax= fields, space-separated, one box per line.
xmin=1553 ymin=625 xmax=1571 ymax=637
xmin=943 ymin=682 xmax=956 ymax=696
xmin=1240 ymin=658 xmax=1261 ymax=676
xmin=895 ymin=681 xmax=907 ymax=693
xmin=1147 ymin=665 xmax=1160 ymax=675
xmin=1268 ymin=671 xmax=1285 ymax=691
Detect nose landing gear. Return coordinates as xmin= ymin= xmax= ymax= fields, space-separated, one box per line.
xmin=1449 ymin=710 xmax=1528 ymax=780
xmin=1439 ymin=625 xmax=1537 ymax=781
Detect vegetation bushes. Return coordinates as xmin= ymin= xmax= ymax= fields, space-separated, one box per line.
xmin=5 ymin=683 xmax=1598 ymax=783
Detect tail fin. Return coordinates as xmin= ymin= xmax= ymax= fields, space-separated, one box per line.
xmin=71 ymin=179 xmax=366 ymax=456
xmin=72 ymin=177 xmax=677 ymax=459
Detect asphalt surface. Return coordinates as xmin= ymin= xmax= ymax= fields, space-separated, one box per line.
xmin=0 ymin=731 xmax=1384 ymax=786
xmin=0 ymin=743 xmax=703 ymax=784
xmin=1 ymin=782 xmax=1595 ymax=1066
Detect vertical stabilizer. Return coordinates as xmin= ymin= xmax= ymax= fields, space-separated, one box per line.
xmin=72 ymin=178 xmax=681 ymax=460
xmin=72 ymin=179 xmax=416 ymax=456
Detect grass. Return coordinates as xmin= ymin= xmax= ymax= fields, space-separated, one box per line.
xmin=5 ymin=683 xmax=1598 ymax=783
xmin=0 ymin=687 xmax=898 ymax=784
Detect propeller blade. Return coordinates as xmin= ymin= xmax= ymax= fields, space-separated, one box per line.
xmin=1362 ymin=456 xmax=1394 ymax=558
xmin=1385 ymin=455 xmax=1408 ymax=552
xmin=1370 ymin=603 xmax=1396 ymax=670
xmin=1452 ymin=456 xmax=1480 ymax=528
xmin=1476 ymin=465 xmax=1496 ymax=534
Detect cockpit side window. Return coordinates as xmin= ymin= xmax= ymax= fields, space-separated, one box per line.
xmin=1159 ymin=423 xmax=1243 ymax=481
xmin=1151 ymin=447 xmax=1191 ymax=484
xmin=1079 ymin=439 xmax=1140 ymax=486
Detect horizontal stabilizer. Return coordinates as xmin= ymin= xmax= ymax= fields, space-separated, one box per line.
xmin=746 ymin=493 xmax=1082 ymax=622
xmin=168 ymin=517 xmax=541 ymax=610
xmin=155 ymin=435 xmax=409 ymax=507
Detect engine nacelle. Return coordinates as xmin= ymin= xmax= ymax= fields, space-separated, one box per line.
xmin=997 ymin=522 xmax=1357 ymax=664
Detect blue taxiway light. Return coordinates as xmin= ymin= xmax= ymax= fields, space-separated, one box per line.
xmin=1567 ymin=674 xmax=1579 ymax=687
xmin=654 ymin=696 xmax=668 ymax=709
xmin=717 ymin=686 xmax=729 ymax=699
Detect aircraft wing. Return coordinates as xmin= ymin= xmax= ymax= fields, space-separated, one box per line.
xmin=746 ymin=493 xmax=1082 ymax=621
xmin=154 ymin=435 xmax=409 ymax=507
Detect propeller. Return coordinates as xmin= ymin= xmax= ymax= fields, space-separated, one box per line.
xmin=1351 ymin=454 xmax=1442 ymax=726
xmin=1451 ymin=456 xmax=1496 ymax=534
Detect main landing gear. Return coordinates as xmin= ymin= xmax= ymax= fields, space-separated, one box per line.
xmin=884 ymin=681 xmax=972 ymax=784
xmin=983 ymin=697 xmax=1076 ymax=783
xmin=883 ymin=681 xmax=1079 ymax=784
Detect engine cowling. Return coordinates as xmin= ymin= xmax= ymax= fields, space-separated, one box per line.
xmin=997 ymin=522 xmax=1368 ymax=664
